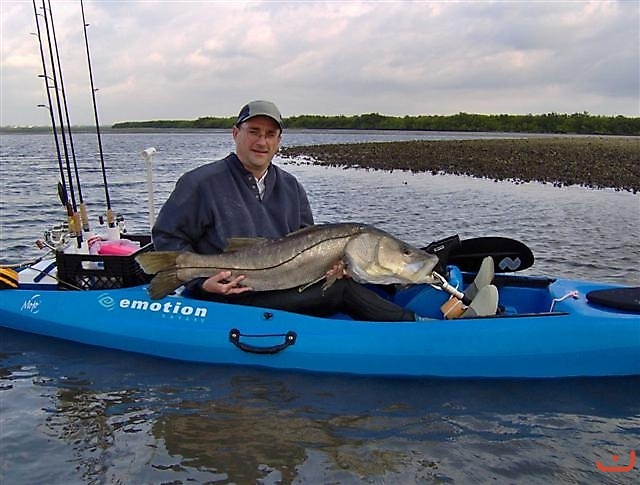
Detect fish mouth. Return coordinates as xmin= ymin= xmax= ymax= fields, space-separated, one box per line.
xmin=403 ymin=260 xmax=438 ymax=283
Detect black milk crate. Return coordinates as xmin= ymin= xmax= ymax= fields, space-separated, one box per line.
xmin=56 ymin=234 xmax=153 ymax=290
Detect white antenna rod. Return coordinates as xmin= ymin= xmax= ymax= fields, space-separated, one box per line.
xmin=141 ymin=147 xmax=157 ymax=230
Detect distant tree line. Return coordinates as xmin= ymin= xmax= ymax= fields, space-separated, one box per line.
xmin=112 ymin=111 xmax=639 ymax=135
xmin=112 ymin=117 xmax=235 ymax=129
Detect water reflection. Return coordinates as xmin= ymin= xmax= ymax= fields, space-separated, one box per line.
xmin=152 ymin=374 xmax=639 ymax=484
xmin=1 ymin=338 xmax=639 ymax=485
xmin=157 ymin=402 xmax=313 ymax=482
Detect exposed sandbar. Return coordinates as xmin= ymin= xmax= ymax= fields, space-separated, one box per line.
xmin=280 ymin=136 xmax=639 ymax=193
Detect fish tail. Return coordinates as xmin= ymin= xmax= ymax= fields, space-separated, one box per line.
xmin=137 ymin=252 xmax=184 ymax=299
xmin=136 ymin=251 xmax=180 ymax=275
xmin=148 ymin=270 xmax=182 ymax=299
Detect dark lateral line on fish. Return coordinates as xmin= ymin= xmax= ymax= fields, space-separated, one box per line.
xmin=179 ymin=233 xmax=358 ymax=272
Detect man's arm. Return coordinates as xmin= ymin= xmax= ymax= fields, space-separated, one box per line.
xmin=152 ymin=175 xmax=202 ymax=252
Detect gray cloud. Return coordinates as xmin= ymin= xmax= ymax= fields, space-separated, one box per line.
xmin=1 ymin=0 xmax=637 ymax=126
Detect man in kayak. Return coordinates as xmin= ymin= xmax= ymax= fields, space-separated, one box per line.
xmin=151 ymin=100 xmax=496 ymax=320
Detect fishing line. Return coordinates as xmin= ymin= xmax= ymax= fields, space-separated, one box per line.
xmin=40 ymin=0 xmax=81 ymax=245
xmin=80 ymin=0 xmax=116 ymax=231
xmin=32 ymin=0 xmax=74 ymax=236
xmin=46 ymin=0 xmax=90 ymax=234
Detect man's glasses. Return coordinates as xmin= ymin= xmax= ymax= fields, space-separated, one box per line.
xmin=241 ymin=126 xmax=280 ymax=141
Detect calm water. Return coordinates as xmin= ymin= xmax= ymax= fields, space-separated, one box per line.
xmin=1 ymin=130 xmax=639 ymax=484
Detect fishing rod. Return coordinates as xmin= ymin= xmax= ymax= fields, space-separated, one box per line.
xmin=46 ymin=0 xmax=91 ymax=235
xmin=32 ymin=0 xmax=74 ymax=238
xmin=80 ymin=0 xmax=117 ymax=235
xmin=39 ymin=0 xmax=82 ymax=247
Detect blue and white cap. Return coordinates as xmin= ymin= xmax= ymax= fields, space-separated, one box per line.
xmin=235 ymin=100 xmax=284 ymax=130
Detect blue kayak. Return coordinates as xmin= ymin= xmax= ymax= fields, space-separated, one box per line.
xmin=1 ymin=259 xmax=638 ymax=379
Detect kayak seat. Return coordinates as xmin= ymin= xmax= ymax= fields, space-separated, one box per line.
xmin=586 ymin=286 xmax=640 ymax=312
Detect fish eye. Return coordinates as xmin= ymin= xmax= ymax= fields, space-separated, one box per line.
xmin=402 ymin=247 xmax=413 ymax=256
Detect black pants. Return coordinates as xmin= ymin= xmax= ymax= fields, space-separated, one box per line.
xmin=188 ymin=278 xmax=416 ymax=322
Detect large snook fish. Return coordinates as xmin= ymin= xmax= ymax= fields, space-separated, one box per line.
xmin=136 ymin=223 xmax=439 ymax=299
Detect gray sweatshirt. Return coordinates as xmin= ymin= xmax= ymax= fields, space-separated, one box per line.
xmin=152 ymin=153 xmax=314 ymax=254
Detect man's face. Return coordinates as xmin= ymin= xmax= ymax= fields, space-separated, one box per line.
xmin=232 ymin=116 xmax=281 ymax=176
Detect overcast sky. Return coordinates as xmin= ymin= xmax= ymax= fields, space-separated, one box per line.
xmin=1 ymin=0 xmax=638 ymax=127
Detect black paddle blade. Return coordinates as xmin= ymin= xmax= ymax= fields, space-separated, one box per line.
xmin=448 ymin=236 xmax=534 ymax=273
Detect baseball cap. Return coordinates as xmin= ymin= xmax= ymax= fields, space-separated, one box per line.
xmin=235 ymin=100 xmax=284 ymax=130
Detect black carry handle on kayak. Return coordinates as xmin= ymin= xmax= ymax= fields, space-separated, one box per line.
xmin=423 ymin=235 xmax=535 ymax=273
xmin=229 ymin=328 xmax=297 ymax=354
